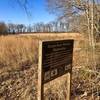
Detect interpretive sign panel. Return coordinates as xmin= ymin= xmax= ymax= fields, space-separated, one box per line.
xmin=42 ymin=40 xmax=74 ymax=83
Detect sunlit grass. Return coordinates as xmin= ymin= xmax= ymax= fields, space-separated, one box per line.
xmin=0 ymin=34 xmax=99 ymax=99
xmin=0 ymin=36 xmax=38 ymax=73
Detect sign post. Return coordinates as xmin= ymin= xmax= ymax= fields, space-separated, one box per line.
xmin=38 ymin=40 xmax=74 ymax=100
xmin=67 ymin=72 xmax=71 ymax=100
xmin=38 ymin=41 xmax=44 ymax=100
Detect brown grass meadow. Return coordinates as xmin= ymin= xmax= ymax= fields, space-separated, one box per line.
xmin=0 ymin=35 xmax=38 ymax=72
xmin=0 ymin=33 xmax=99 ymax=100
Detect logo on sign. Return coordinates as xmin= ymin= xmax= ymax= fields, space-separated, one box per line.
xmin=51 ymin=69 xmax=58 ymax=77
xmin=65 ymin=64 xmax=71 ymax=71
xmin=44 ymin=71 xmax=50 ymax=81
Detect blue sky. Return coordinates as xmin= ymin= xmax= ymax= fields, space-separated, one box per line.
xmin=0 ymin=0 xmax=56 ymax=25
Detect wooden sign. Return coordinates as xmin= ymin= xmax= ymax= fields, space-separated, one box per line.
xmin=42 ymin=40 xmax=74 ymax=83
xmin=38 ymin=40 xmax=74 ymax=100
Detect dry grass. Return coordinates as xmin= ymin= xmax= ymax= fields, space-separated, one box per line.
xmin=0 ymin=35 xmax=39 ymax=100
xmin=0 ymin=33 xmax=99 ymax=100
xmin=0 ymin=36 xmax=38 ymax=73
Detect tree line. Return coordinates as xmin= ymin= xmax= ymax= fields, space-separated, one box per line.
xmin=0 ymin=0 xmax=100 ymax=40
xmin=0 ymin=21 xmax=69 ymax=35
xmin=46 ymin=0 xmax=100 ymax=41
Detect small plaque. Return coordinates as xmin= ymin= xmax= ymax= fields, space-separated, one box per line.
xmin=51 ymin=69 xmax=58 ymax=77
xmin=44 ymin=71 xmax=50 ymax=81
xmin=42 ymin=40 xmax=74 ymax=83
xmin=65 ymin=64 xmax=72 ymax=71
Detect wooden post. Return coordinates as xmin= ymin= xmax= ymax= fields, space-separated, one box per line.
xmin=38 ymin=41 xmax=44 ymax=100
xmin=38 ymin=40 xmax=73 ymax=100
xmin=67 ymin=72 xmax=71 ymax=100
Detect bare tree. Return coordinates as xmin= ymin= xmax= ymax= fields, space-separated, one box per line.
xmin=8 ymin=23 xmax=16 ymax=33
xmin=46 ymin=0 xmax=100 ymax=35
xmin=0 ymin=22 xmax=8 ymax=34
